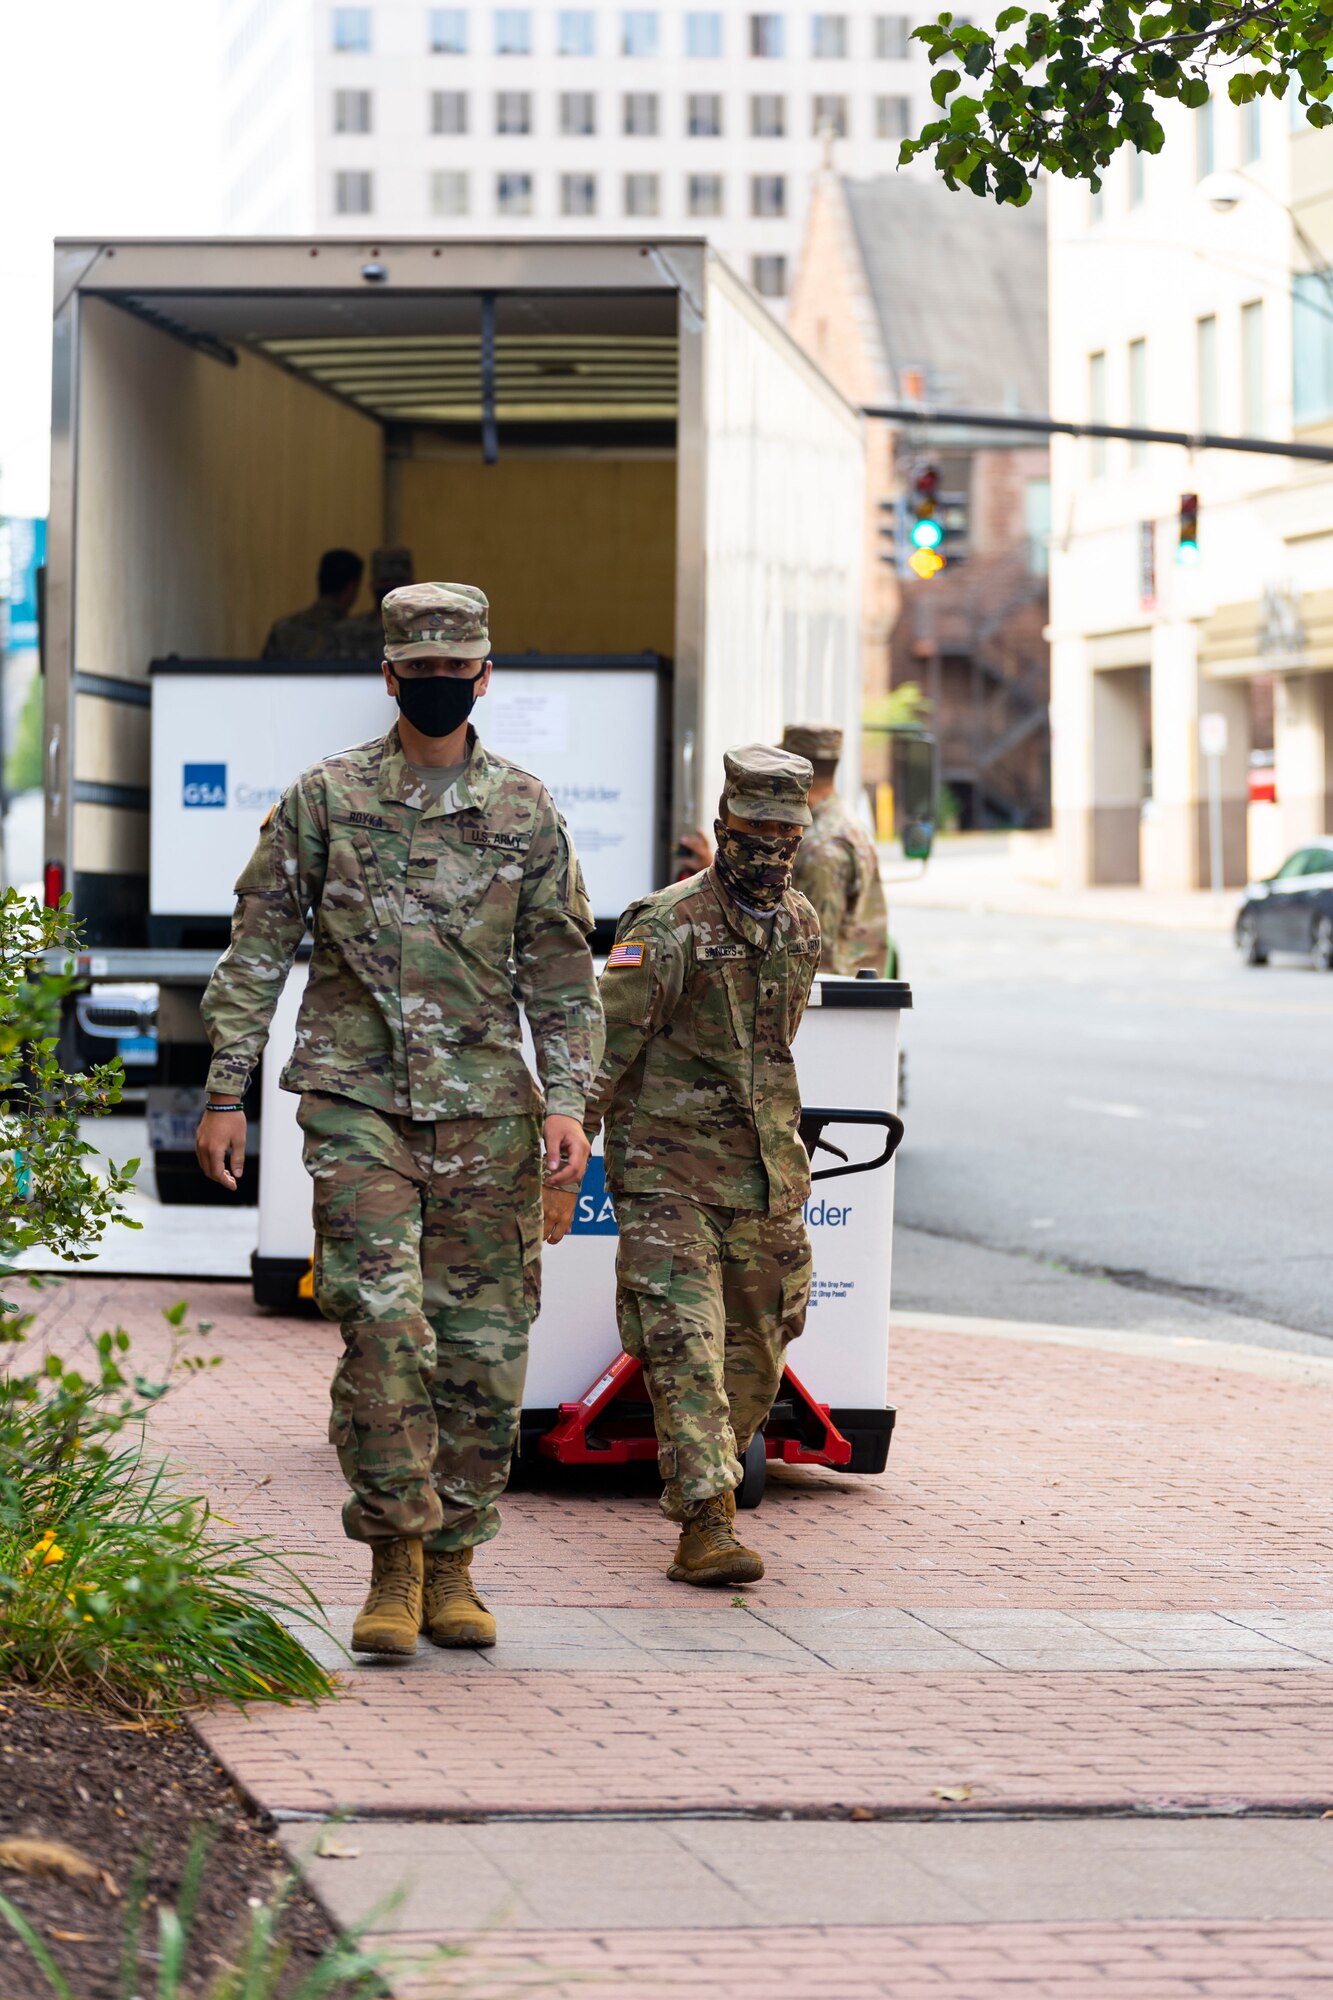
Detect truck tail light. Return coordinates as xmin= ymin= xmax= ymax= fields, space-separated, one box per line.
xmin=43 ymin=861 xmax=65 ymax=909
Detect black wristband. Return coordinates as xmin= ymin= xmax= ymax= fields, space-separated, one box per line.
xmin=203 ymin=1102 xmax=245 ymax=1114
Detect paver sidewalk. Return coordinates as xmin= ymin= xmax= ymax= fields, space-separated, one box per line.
xmin=26 ymin=1275 xmax=1333 ymax=1997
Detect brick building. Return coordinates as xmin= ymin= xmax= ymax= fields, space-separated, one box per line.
xmin=789 ymin=169 xmax=1052 ymax=824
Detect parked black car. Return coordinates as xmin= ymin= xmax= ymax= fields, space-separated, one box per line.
xmin=1236 ymin=844 xmax=1333 ymax=967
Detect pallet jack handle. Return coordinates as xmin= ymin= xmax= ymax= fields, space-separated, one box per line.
xmin=798 ymin=1106 xmax=904 ymax=1184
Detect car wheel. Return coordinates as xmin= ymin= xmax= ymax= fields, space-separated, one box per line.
xmin=1237 ymin=914 xmax=1268 ymax=966
xmin=1313 ymin=914 xmax=1333 ymax=971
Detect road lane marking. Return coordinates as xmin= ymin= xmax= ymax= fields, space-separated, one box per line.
xmin=1067 ymin=1097 xmax=1146 ymax=1119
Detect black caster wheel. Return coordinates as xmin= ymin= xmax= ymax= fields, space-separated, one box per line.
xmin=735 ymin=1432 xmax=767 ymax=1509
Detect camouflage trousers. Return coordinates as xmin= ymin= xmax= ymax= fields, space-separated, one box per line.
xmin=613 ymin=1194 xmax=812 ymax=1522
xmin=297 ymin=1092 xmax=542 ymax=1552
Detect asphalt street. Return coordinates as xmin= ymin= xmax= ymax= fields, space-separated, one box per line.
xmin=889 ymin=904 xmax=1333 ymax=1351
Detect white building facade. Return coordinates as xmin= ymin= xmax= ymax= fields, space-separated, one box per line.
xmin=1049 ymin=95 xmax=1333 ymax=890
xmin=221 ymin=0 xmax=972 ymax=302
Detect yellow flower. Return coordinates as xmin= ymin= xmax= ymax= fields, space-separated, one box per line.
xmin=25 ymin=1529 xmax=64 ymax=1568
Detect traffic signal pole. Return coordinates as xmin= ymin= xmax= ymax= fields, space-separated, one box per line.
xmin=863 ymin=405 xmax=1333 ymax=465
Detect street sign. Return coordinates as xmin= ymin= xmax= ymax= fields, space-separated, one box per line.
xmin=1200 ymin=712 xmax=1228 ymax=759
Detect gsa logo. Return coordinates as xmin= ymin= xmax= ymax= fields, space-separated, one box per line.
xmin=183 ymin=763 xmax=227 ymax=809
xmin=571 ymin=1155 xmax=618 ymax=1235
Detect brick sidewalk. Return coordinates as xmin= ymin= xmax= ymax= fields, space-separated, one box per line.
xmin=42 ymin=1276 xmax=1333 ymax=1613
xmin=23 ymin=1274 xmax=1333 ymax=1996
xmin=385 ymin=1922 xmax=1333 ymax=1999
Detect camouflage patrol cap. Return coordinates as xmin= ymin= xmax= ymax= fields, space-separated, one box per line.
xmin=722 ymin=743 xmax=813 ymax=827
xmin=782 ymin=722 xmax=843 ymax=765
xmin=382 ymin=581 xmax=490 ymax=661
xmin=370 ymin=545 xmax=414 ymax=586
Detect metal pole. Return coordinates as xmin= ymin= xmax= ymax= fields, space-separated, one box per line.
xmin=1207 ymin=751 xmax=1223 ymax=894
xmin=862 ymin=405 xmax=1333 ymax=465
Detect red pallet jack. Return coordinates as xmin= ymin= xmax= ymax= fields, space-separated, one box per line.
xmin=535 ymin=1107 xmax=903 ymax=1508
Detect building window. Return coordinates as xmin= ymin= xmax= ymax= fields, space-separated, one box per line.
xmin=1241 ymin=299 xmax=1264 ymax=434
xmin=561 ymin=171 xmax=598 ymax=214
xmin=1242 ymin=98 xmax=1262 ymax=164
xmin=496 ymin=170 xmax=534 ymax=213
xmin=688 ymin=172 xmax=724 ymax=215
xmin=1025 ymin=479 xmax=1051 ymax=578
xmin=429 ymin=7 xmax=468 ymax=52
xmin=751 ymin=93 xmax=786 ymax=137
xmin=334 ymin=169 xmax=373 ymax=213
xmin=560 ymin=90 xmax=596 ymax=134
xmin=431 ymin=90 xmax=468 ymax=133
xmin=813 ymin=94 xmax=848 ymax=137
xmin=430 ymin=168 xmax=470 ymax=214
xmin=496 ymin=89 xmax=532 ymax=133
xmin=875 ymin=14 xmax=909 ymax=58
xmin=622 ymin=9 xmax=659 ymax=55
xmin=688 ymin=92 xmax=723 ymax=135
xmin=623 ymin=91 xmax=659 ymax=135
xmin=686 ymin=10 xmax=722 ymax=56
xmin=332 ymin=7 xmax=371 ymax=52
xmin=875 ymin=94 xmax=910 ymax=138
xmin=1293 ymin=273 xmax=1333 ymax=423
xmin=812 ymin=13 xmax=848 ymax=57
xmin=1128 ymin=147 xmax=1145 ymax=207
xmin=495 ymin=9 xmax=531 ymax=53
xmin=752 ymin=254 xmax=787 ymax=297
xmin=1195 ymin=96 xmax=1214 ymax=180
xmin=557 ymin=7 xmax=595 ymax=53
xmin=750 ymin=12 xmax=784 ymax=56
xmin=624 ymin=172 xmax=660 ymax=216
xmin=1197 ymin=313 xmax=1218 ymax=430
xmin=1128 ymin=336 xmax=1147 ymax=467
xmin=334 ymin=88 xmax=372 ymax=132
xmin=751 ymin=173 xmax=786 ymax=217
xmin=1088 ymin=350 xmax=1107 ymax=475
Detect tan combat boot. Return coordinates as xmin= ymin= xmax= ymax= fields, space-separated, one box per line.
xmin=668 ymin=1495 xmax=764 ymax=1587
xmin=422 ymin=1547 xmax=497 ymax=1648
xmin=351 ymin=1538 xmax=424 ymax=1656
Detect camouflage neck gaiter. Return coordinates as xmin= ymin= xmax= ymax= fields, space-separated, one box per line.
xmin=713 ymin=819 xmax=802 ymax=914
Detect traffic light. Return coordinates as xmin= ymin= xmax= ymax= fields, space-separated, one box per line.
xmin=1177 ymin=491 xmax=1200 ymax=566
xmin=906 ymin=464 xmax=944 ymax=579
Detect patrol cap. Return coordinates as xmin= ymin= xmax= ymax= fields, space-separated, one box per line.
xmin=370 ymin=545 xmax=414 ymax=587
xmin=782 ymin=722 xmax=843 ymax=765
xmin=382 ymin=581 xmax=490 ymax=660
xmin=722 ymin=742 xmax=813 ymax=827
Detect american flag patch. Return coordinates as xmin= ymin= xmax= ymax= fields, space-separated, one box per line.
xmin=607 ymin=940 xmax=646 ymax=968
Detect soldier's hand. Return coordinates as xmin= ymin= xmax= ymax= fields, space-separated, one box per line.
xmin=542 ymin=1114 xmax=590 ymax=1189
xmin=543 ymin=1186 xmax=578 ymax=1244
xmin=196 ymin=1108 xmax=247 ymax=1191
xmin=675 ymin=827 xmax=713 ymax=872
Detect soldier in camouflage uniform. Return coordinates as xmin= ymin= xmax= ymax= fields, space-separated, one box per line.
xmin=329 ymin=546 xmax=415 ymax=660
xmin=260 ymin=548 xmax=364 ymax=661
xmin=782 ymin=724 xmax=889 ymax=978
xmin=559 ymin=745 xmax=820 ymax=1587
xmin=198 ymin=583 xmax=602 ymax=1655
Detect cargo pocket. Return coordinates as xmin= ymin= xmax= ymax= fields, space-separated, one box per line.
xmin=327 ymin=1358 xmax=356 ymax=1452
xmin=614 ymin=1239 xmax=673 ymax=1365
xmin=779 ymin=1259 xmax=812 ymax=1346
xmin=518 ymin=1204 xmax=543 ymax=1320
xmin=310 ymin=1180 xmax=357 ymax=1322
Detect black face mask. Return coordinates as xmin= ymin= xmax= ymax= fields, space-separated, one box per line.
xmin=393 ymin=667 xmax=485 ymax=739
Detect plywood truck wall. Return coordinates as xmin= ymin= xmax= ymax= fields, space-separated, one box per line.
xmin=74 ymin=298 xmax=383 ymax=677
xmin=396 ymin=448 xmax=676 ymax=656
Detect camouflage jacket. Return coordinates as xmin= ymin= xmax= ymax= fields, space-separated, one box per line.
xmin=260 ymin=599 xmax=345 ymax=662
xmin=584 ymin=869 xmax=820 ymax=1215
xmin=202 ymin=726 xmax=604 ymax=1122
xmin=793 ymin=794 xmax=889 ymax=978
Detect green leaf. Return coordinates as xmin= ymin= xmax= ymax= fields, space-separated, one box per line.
xmin=931 ymin=66 xmax=962 ymax=102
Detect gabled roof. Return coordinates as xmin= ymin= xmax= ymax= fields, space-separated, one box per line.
xmin=842 ymin=174 xmax=1048 ymax=414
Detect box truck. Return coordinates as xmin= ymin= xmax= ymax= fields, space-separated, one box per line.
xmin=43 ymin=236 xmax=865 ymax=1198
